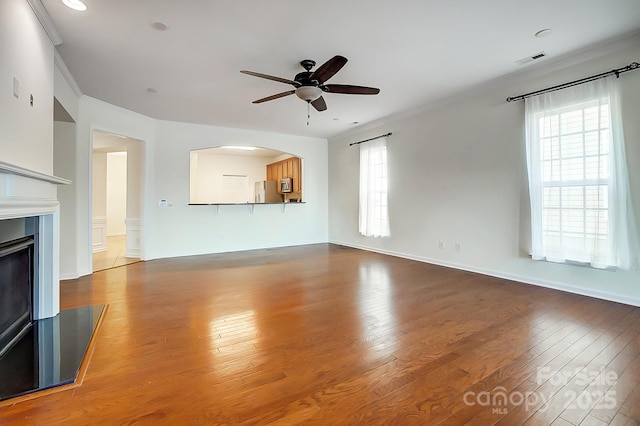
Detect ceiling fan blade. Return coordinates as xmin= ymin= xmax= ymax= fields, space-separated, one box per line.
xmin=311 ymin=96 xmax=327 ymax=112
xmin=310 ymin=55 xmax=348 ymax=84
xmin=241 ymin=70 xmax=298 ymax=86
xmin=252 ymin=90 xmax=295 ymax=104
xmin=322 ymin=84 xmax=380 ymax=95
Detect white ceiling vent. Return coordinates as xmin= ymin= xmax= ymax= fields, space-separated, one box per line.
xmin=516 ymin=51 xmax=547 ymax=65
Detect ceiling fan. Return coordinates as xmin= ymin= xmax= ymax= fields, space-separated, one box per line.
xmin=240 ymin=55 xmax=380 ymax=113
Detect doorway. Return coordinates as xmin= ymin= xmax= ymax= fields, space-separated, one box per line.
xmin=92 ymin=131 xmax=142 ymax=272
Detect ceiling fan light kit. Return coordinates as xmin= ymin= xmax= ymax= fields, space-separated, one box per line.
xmin=295 ymin=86 xmax=322 ymax=102
xmin=240 ymin=55 xmax=380 ymax=123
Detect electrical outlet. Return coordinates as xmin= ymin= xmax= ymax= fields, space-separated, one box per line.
xmin=455 ymin=242 xmax=461 ymax=252
xmin=438 ymin=241 xmax=444 ymax=250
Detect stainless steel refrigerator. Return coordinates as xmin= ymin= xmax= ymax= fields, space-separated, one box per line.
xmin=254 ymin=181 xmax=282 ymax=203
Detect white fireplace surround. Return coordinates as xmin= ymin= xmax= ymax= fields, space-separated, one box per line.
xmin=0 ymin=161 xmax=70 ymax=320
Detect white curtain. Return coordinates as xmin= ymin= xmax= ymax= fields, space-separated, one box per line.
xmin=525 ymin=77 xmax=639 ymax=269
xmin=359 ymin=137 xmax=390 ymax=237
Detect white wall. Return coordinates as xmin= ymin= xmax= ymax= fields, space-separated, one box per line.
xmin=92 ymin=152 xmax=107 ymax=217
xmin=0 ymin=0 xmax=54 ymax=174
xmin=106 ymin=152 xmax=127 ymax=235
xmin=148 ymin=120 xmax=328 ymax=259
xmin=329 ymin=37 xmax=640 ymax=306
xmin=67 ymin=97 xmax=329 ymax=275
xmin=126 ymin=142 xmax=142 ymax=220
xmin=53 ymin=58 xmax=81 ymax=279
xmin=54 ymin=121 xmax=77 ymax=276
xmin=54 ymin=64 xmax=79 ymax=122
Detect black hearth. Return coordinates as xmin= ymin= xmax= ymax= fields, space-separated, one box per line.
xmin=0 ymin=304 xmax=105 ymax=401
xmin=0 ymin=233 xmax=105 ymax=402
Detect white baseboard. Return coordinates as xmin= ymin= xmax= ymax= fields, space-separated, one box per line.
xmin=330 ymin=240 xmax=640 ymax=308
xmin=60 ymin=272 xmax=80 ymax=281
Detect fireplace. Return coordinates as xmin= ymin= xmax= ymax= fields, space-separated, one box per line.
xmin=0 ymin=160 xmax=70 ymax=321
xmin=0 ymin=222 xmax=106 ymax=402
xmin=0 ymin=162 xmax=106 ymax=402
xmin=0 ymin=236 xmax=34 ymax=357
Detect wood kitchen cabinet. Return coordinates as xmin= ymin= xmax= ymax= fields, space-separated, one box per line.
xmin=266 ymin=156 xmax=302 ymax=197
xmin=292 ymin=157 xmax=301 ymax=193
xmin=277 ymin=162 xmax=283 ymax=184
xmin=266 ymin=163 xmax=276 ymax=181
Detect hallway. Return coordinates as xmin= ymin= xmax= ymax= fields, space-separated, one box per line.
xmin=92 ymin=235 xmax=140 ymax=271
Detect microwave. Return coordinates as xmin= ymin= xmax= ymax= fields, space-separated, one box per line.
xmin=280 ymin=178 xmax=293 ymax=193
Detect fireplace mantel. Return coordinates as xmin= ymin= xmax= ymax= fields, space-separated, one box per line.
xmin=0 ymin=161 xmax=71 ymax=186
xmin=0 ymin=160 xmax=70 ymax=215
xmin=0 ymin=160 xmax=70 ymax=320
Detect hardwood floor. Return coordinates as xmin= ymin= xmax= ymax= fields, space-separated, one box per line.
xmin=92 ymin=235 xmax=140 ymax=272
xmin=2 ymin=243 xmax=640 ymax=425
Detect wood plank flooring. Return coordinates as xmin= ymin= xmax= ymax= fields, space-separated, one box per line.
xmin=1 ymin=243 xmax=639 ymax=425
xmin=92 ymin=235 xmax=140 ymax=272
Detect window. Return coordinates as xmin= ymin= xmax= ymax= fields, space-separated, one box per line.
xmin=359 ymin=138 xmax=390 ymax=237
xmin=525 ymin=78 xmax=638 ymax=269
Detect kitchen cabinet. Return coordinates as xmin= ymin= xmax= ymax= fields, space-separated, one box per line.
xmin=266 ymin=164 xmax=276 ymax=181
xmin=292 ymin=158 xmax=301 ymax=193
xmin=266 ymin=156 xmax=302 ymax=196
xmin=277 ymin=163 xmax=284 ymax=186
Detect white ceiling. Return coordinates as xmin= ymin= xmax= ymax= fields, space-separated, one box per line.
xmin=42 ymin=0 xmax=640 ymax=139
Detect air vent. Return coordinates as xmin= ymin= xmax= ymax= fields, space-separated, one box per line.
xmin=516 ymin=51 xmax=547 ymax=65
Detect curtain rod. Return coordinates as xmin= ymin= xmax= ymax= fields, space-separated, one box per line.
xmin=349 ymin=132 xmax=392 ymax=146
xmin=506 ymin=61 xmax=639 ymax=103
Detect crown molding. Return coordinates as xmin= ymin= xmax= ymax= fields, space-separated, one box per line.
xmin=26 ymin=0 xmax=63 ymax=46
xmin=54 ymin=49 xmax=83 ymax=97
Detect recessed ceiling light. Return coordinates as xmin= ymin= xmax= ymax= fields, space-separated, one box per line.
xmin=62 ymin=0 xmax=87 ymax=11
xmin=146 ymin=88 xmax=157 ymax=94
xmin=535 ymin=28 xmax=552 ymax=38
xmin=220 ymin=146 xmax=257 ymax=151
xmin=352 ymin=121 xmax=359 ymax=125
xmin=151 ymin=22 xmax=168 ymax=31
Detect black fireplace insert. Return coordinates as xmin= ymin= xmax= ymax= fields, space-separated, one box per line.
xmin=0 ymin=236 xmax=34 ymax=357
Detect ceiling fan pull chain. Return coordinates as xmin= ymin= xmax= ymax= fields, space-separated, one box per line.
xmin=307 ymin=101 xmax=310 ymax=126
